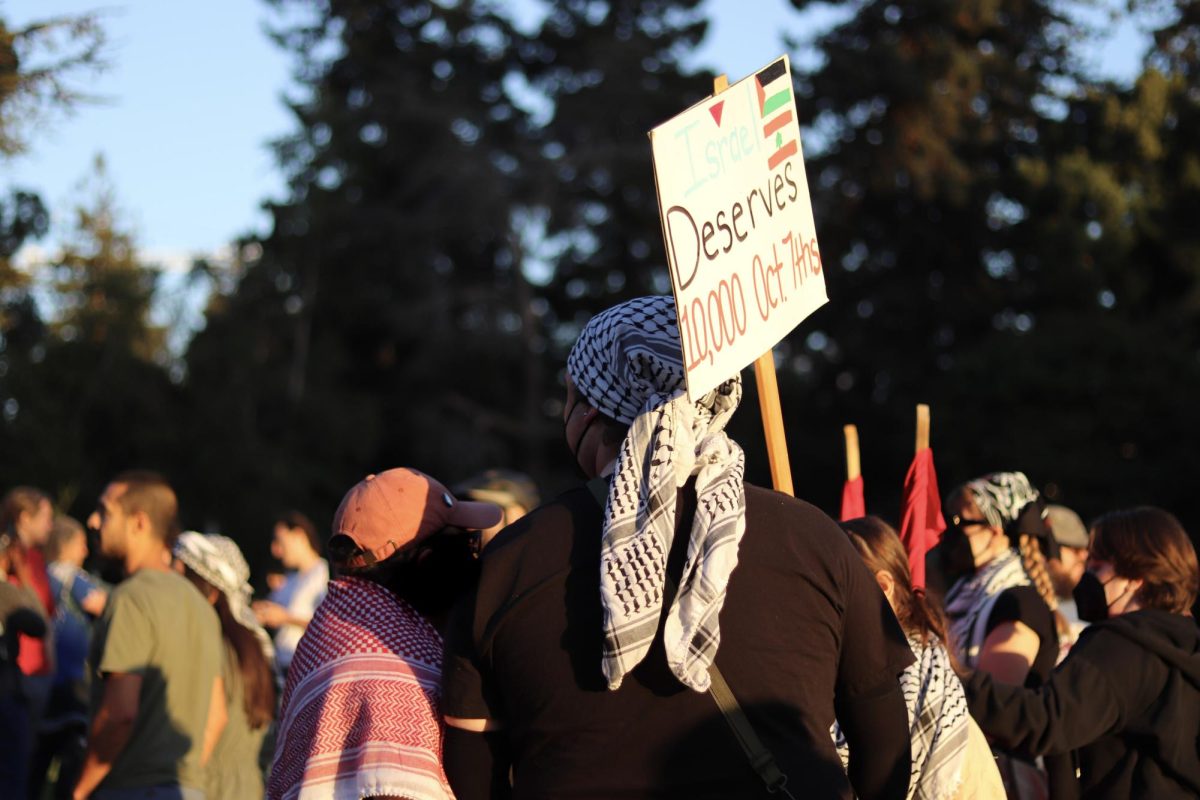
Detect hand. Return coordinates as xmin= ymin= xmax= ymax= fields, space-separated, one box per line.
xmin=253 ymin=600 xmax=288 ymax=628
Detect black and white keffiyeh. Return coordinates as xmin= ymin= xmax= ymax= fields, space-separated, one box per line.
xmin=566 ymin=295 xmax=746 ymax=692
xmin=834 ymin=636 xmax=971 ymax=800
xmin=944 ymin=548 xmax=1029 ymax=667
xmin=174 ymin=531 xmax=275 ymax=663
xmin=966 ymin=472 xmax=1040 ymax=532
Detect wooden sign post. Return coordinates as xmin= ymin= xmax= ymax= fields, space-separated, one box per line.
xmin=709 ymin=73 xmax=794 ymax=496
xmin=649 ymin=58 xmax=827 ymax=496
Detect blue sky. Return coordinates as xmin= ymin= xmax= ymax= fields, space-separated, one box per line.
xmin=5 ymin=0 xmax=1150 ymax=272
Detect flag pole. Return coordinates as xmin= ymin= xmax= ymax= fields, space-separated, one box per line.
xmin=844 ymin=424 xmax=860 ymax=481
xmin=711 ymin=72 xmax=795 ymax=496
xmin=915 ymin=404 xmax=930 ymax=453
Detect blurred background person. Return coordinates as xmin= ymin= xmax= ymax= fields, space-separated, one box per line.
xmin=174 ymin=532 xmax=276 ymax=800
xmin=1043 ymin=504 xmax=1089 ymax=661
xmin=965 ymin=506 xmax=1200 ymax=798
xmin=0 ymin=529 xmax=48 ymax=800
xmin=837 ymin=516 xmax=1004 ymax=800
xmin=941 ymin=472 xmax=1067 ymax=798
xmin=34 ymin=515 xmax=109 ymax=800
xmin=453 ymin=469 xmax=541 ymax=550
xmin=1 ymin=486 xmax=58 ymax=792
xmin=252 ymin=511 xmax=328 ymax=679
xmin=75 ymin=470 xmax=222 ymax=800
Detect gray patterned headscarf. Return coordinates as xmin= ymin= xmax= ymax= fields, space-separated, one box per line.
xmin=566 ymin=296 xmax=746 ymax=692
xmin=965 ymin=472 xmax=1041 ymax=532
xmin=174 ymin=531 xmax=275 ymax=664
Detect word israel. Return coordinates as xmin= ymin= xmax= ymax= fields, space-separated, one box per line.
xmin=651 ymin=55 xmax=828 ymax=400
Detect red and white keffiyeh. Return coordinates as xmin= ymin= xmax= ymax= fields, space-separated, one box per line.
xmin=267 ymin=577 xmax=453 ymax=800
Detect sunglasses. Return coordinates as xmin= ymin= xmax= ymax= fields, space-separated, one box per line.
xmin=949 ymin=514 xmax=991 ymax=531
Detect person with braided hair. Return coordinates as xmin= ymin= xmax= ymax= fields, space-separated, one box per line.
xmin=940 ymin=472 xmax=1068 ymax=799
xmin=964 ymin=507 xmax=1200 ymax=798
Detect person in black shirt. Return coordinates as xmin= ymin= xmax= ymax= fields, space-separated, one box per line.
xmin=965 ymin=506 xmax=1200 ymax=799
xmin=441 ymin=296 xmax=914 ymax=800
xmin=940 ymin=472 xmax=1067 ymax=797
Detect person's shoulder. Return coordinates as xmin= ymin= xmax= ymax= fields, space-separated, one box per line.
xmin=742 ymin=482 xmax=853 ymax=552
xmin=995 ymin=584 xmax=1050 ymax=614
xmin=1077 ymin=610 xmax=1197 ymax=659
xmin=140 ymin=570 xmax=217 ymax=617
xmin=483 ymin=486 xmax=596 ymax=559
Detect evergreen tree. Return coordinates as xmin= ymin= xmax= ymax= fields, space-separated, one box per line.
xmin=183 ymin=0 xmax=536 ymax=551
xmin=523 ymin=0 xmax=711 ymax=323
xmin=0 ymin=157 xmax=178 ymax=505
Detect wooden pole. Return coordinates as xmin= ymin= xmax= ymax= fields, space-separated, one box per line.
xmin=843 ymin=424 xmax=860 ymax=481
xmin=753 ymin=353 xmax=794 ymax=496
xmin=709 ymin=73 xmax=794 ymax=495
xmin=915 ymin=403 xmax=930 ymax=453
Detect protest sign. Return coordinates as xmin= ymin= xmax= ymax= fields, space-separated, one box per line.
xmin=650 ymin=55 xmax=827 ymax=402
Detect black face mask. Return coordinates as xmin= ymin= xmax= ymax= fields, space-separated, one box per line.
xmin=564 ymin=394 xmax=600 ymax=480
xmin=939 ymin=527 xmax=977 ymax=582
xmin=1073 ymin=570 xmax=1114 ymax=622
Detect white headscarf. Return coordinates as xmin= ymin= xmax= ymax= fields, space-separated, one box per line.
xmin=174 ymin=531 xmax=275 ymax=664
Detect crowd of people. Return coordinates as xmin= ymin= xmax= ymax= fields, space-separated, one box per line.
xmin=1 ymin=295 xmax=1197 ymax=800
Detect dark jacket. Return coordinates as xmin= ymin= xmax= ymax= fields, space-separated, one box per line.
xmin=965 ymin=608 xmax=1200 ymax=799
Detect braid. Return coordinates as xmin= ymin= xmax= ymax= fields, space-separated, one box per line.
xmin=1018 ymin=534 xmax=1071 ymax=640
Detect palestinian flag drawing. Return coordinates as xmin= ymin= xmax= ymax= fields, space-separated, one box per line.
xmin=756 ymin=58 xmax=797 ymax=171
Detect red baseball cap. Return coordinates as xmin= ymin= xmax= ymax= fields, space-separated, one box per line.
xmin=332 ymin=468 xmax=502 ymax=568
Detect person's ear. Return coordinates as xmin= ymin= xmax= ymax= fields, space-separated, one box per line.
xmin=875 ymin=569 xmax=895 ymax=603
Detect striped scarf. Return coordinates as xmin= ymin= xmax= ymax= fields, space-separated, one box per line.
xmin=834 ymin=636 xmax=971 ymax=800
xmin=567 ymin=296 xmax=746 ymax=692
xmin=944 ymin=549 xmax=1030 ymax=667
xmin=267 ymin=578 xmax=451 ymax=800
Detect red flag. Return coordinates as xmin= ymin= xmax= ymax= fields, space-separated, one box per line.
xmin=899 ymin=448 xmax=945 ymax=590
xmin=840 ymin=475 xmax=865 ymax=521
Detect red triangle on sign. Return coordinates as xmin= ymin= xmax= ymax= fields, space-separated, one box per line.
xmin=709 ymin=101 xmax=725 ymax=127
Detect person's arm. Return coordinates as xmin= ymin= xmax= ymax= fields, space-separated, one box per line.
xmin=443 ymin=722 xmax=512 ymax=800
xmin=964 ymin=643 xmax=1121 ymax=759
xmin=441 ymin=581 xmax=510 ymax=800
xmin=73 ymin=572 xmax=108 ymax=617
xmin=975 ymin=619 xmax=1040 ymax=685
xmin=73 ymin=672 xmax=142 ymax=800
xmin=837 ymin=679 xmax=912 ymax=800
xmin=252 ymin=600 xmax=313 ymax=630
xmin=80 ymin=589 xmax=107 ymax=616
xmin=201 ymin=674 xmax=228 ymax=765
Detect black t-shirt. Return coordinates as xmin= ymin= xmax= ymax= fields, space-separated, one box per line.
xmin=986 ymin=585 xmax=1058 ymax=687
xmin=443 ymin=482 xmax=914 ymax=800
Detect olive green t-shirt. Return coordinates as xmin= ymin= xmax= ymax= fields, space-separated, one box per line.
xmin=90 ymin=568 xmax=221 ymax=791
xmin=206 ymin=642 xmax=268 ymax=800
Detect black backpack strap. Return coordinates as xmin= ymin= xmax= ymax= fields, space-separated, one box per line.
xmin=585 ymin=475 xmax=609 ymax=511
xmin=707 ymin=664 xmax=796 ymax=797
xmin=583 ymin=474 xmax=795 ymax=797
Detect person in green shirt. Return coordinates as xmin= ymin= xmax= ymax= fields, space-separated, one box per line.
xmin=75 ymin=471 xmax=222 ymax=800
xmin=173 ymin=531 xmax=277 ymax=800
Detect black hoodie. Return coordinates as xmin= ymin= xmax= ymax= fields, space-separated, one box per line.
xmin=965 ymin=608 xmax=1200 ymax=799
